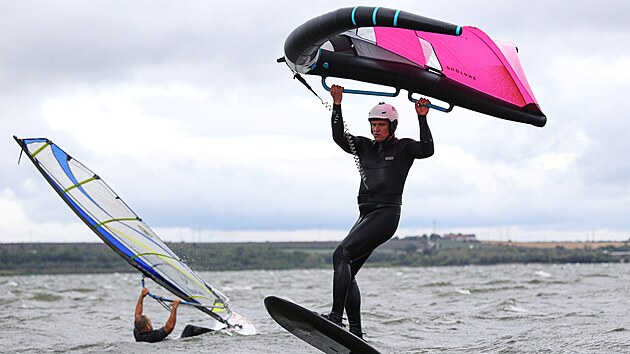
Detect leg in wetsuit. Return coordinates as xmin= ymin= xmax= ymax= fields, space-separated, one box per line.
xmin=329 ymin=202 xmax=400 ymax=338
xmin=180 ymin=324 xmax=213 ymax=338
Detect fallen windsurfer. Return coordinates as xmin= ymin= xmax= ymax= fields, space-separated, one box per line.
xmin=133 ymin=288 xmax=213 ymax=342
xmin=321 ymin=85 xmax=434 ymax=339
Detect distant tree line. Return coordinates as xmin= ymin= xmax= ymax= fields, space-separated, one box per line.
xmin=0 ymin=240 xmax=626 ymax=275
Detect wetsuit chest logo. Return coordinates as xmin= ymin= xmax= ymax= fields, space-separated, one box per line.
xmin=385 ymin=156 xmax=394 ymax=161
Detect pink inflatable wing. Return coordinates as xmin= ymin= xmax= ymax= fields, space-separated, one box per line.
xmin=281 ymin=6 xmax=546 ymax=127
xmin=409 ymin=27 xmax=541 ymax=113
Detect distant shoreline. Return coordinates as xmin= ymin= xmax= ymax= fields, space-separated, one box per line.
xmin=1 ymin=239 xmax=628 ymax=276
xmin=482 ymin=240 xmax=629 ymax=249
xmin=1 ymin=240 xmax=628 ymax=247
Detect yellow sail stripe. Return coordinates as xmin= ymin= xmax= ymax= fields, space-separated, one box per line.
xmin=63 ymin=176 xmax=96 ymax=194
xmin=96 ymin=218 xmax=138 ymax=227
xmin=31 ymin=142 xmax=51 ymax=158
xmin=103 ymin=224 xmax=223 ymax=308
xmin=130 ymin=252 xmax=180 ymax=261
xmin=105 ymin=224 xmax=200 ymax=285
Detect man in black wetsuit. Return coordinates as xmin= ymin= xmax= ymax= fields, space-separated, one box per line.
xmin=322 ymin=84 xmax=434 ymax=339
xmin=134 ymin=288 xmax=179 ymax=343
xmin=134 ymin=288 xmax=213 ymax=343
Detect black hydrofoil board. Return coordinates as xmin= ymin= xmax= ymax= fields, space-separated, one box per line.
xmin=264 ymin=296 xmax=381 ymax=354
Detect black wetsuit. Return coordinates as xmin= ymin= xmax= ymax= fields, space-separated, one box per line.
xmin=134 ymin=327 xmax=168 ymax=343
xmin=134 ymin=325 xmax=212 ymax=342
xmin=329 ymin=104 xmax=434 ymax=336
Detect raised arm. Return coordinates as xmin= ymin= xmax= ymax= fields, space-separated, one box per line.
xmin=134 ymin=288 xmax=149 ymax=322
xmin=163 ymin=299 xmax=180 ymax=335
xmin=406 ymin=98 xmax=434 ymax=158
xmin=330 ymin=84 xmax=358 ymax=154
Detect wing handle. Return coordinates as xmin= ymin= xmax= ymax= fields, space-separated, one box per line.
xmin=322 ymin=77 xmax=400 ymax=98
xmin=408 ymin=92 xmax=454 ymax=113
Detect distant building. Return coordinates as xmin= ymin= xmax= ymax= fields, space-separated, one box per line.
xmin=443 ymin=233 xmax=477 ymax=242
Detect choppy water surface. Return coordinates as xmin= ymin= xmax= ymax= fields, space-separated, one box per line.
xmin=1 ymin=263 xmax=629 ymax=353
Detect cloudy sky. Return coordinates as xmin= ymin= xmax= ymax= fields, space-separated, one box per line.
xmin=1 ymin=0 xmax=629 ymax=243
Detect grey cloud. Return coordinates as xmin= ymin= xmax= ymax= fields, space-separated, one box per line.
xmin=2 ymin=0 xmax=630 ymax=241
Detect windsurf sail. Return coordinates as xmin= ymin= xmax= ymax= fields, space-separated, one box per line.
xmin=281 ymin=6 xmax=546 ymax=127
xmin=14 ymin=136 xmax=255 ymax=335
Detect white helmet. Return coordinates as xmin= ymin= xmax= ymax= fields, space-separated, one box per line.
xmin=368 ymin=102 xmax=398 ymax=122
xmin=368 ymin=102 xmax=398 ymax=135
